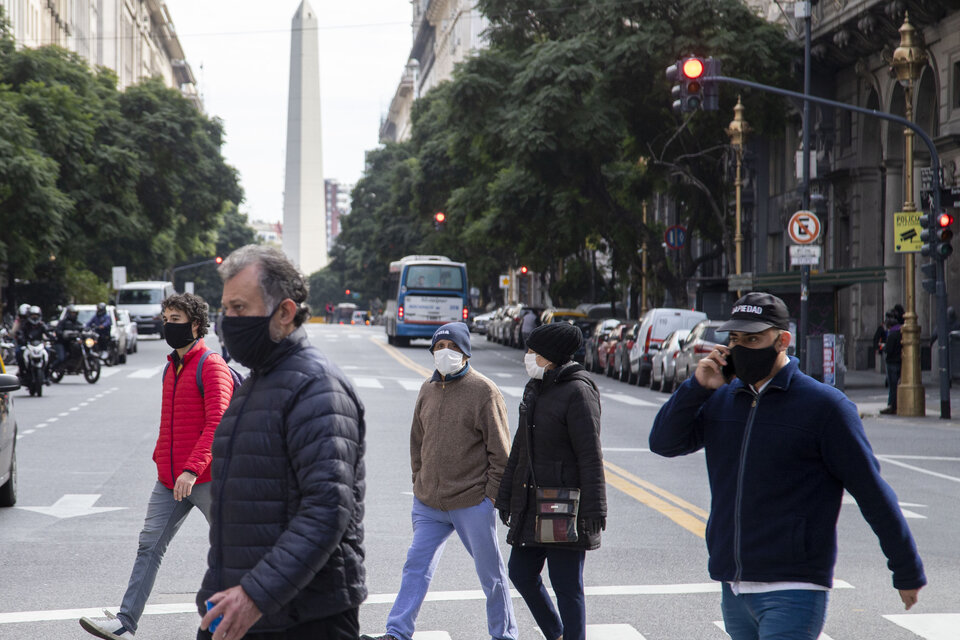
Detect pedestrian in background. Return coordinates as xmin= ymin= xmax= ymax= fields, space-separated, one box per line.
xmin=80 ymin=293 xmax=233 ymax=640
xmin=198 ymin=245 xmax=366 ymax=640
xmin=650 ymin=292 xmax=925 ymax=640
xmin=362 ymin=322 xmax=517 ymax=640
xmin=521 ymin=308 xmax=538 ymax=349
xmin=496 ymin=322 xmax=605 ymax=640
xmin=881 ymin=312 xmax=902 ymax=415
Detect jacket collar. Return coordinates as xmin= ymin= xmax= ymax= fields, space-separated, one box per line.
xmin=167 ymin=338 xmax=206 ymax=366
xmin=257 ymin=326 xmax=310 ymax=374
xmin=732 ymin=356 xmax=799 ymax=396
xmin=431 ymin=361 xmax=471 ymax=383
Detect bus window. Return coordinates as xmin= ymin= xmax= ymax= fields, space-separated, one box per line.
xmin=405 ymin=266 xmax=463 ymax=290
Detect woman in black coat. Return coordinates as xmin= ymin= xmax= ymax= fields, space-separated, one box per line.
xmin=495 ymin=322 xmax=605 ymax=640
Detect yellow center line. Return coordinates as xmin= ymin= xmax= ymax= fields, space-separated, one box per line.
xmin=603 ymin=464 xmax=707 ymax=539
xmin=369 ymin=336 xmax=433 ymax=378
xmin=603 ymin=460 xmax=709 ymax=519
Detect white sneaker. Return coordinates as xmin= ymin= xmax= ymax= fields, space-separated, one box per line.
xmin=79 ymin=610 xmax=134 ymax=639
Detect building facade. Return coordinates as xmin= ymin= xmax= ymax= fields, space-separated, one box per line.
xmin=380 ymin=0 xmax=488 ymax=143
xmin=325 ymin=179 xmax=352 ymax=253
xmin=0 ymin=0 xmax=199 ymax=104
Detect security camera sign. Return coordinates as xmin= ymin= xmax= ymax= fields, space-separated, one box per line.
xmin=893 ymin=211 xmax=923 ymax=253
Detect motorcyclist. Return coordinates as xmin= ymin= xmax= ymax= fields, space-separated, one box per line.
xmin=10 ymin=303 xmax=30 ymax=339
xmin=52 ymin=305 xmax=85 ymax=372
xmin=86 ymin=302 xmax=113 ymax=354
xmin=14 ymin=305 xmax=51 ymax=382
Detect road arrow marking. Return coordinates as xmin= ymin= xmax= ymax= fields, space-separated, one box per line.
xmin=17 ymin=494 xmax=126 ymax=519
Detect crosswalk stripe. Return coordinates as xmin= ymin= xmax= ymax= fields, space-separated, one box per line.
xmin=883 ymin=613 xmax=960 ymax=639
xmin=412 ymin=633 xmax=452 ymax=640
xmin=351 ymin=377 xmax=384 ymax=389
xmin=603 ymin=393 xmax=660 ymax=407
xmin=715 ymin=621 xmax=835 ymax=640
xmin=586 ymin=624 xmax=646 ymax=639
xmin=128 ymin=366 xmax=163 ymax=379
xmin=499 ymin=386 xmax=524 ymax=398
xmin=398 ymin=378 xmax=425 ymax=391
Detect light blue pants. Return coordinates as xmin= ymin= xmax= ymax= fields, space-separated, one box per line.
xmin=386 ymin=497 xmax=518 ymax=640
xmin=117 ymin=481 xmax=212 ymax=633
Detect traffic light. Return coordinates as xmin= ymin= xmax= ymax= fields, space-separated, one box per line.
xmin=921 ymin=211 xmax=955 ymax=259
xmin=666 ymin=56 xmax=705 ymax=114
xmin=921 ymin=260 xmax=937 ymax=294
xmin=519 ymin=265 xmax=528 ymax=275
xmin=215 ymin=256 xmax=223 ymax=264
xmin=434 ymin=211 xmax=446 ymax=230
xmin=345 ymin=288 xmax=351 ymax=296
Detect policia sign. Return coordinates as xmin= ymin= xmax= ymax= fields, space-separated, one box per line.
xmin=894 ymin=211 xmax=923 ymax=253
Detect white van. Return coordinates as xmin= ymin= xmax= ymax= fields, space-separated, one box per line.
xmin=115 ymin=281 xmax=176 ymax=336
xmin=628 ymin=308 xmax=707 ymax=386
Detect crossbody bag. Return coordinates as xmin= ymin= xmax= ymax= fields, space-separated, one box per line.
xmin=523 ymin=402 xmax=580 ymax=544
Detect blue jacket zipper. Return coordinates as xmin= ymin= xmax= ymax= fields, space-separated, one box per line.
xmin=733 ymin=392 xmax=760 ymax=582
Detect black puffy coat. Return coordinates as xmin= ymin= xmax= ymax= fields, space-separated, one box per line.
xmin=496 ymin=362 xmax=605 ymax=551
xmin=196 ymin=328 xmax=367 ymax=632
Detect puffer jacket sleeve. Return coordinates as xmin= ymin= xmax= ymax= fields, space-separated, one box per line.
xmin=239 ymin=376 xmax=363 ymax=616
xmin=566 ymin=379 xmax=605 ymax=519
xmin=183 ymin=353 xmax=233 ymax=476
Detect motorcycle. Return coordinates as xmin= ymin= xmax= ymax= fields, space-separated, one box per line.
xmin=0 ymin=328 xmax=15 ymax=366
xmin=50 ymin=330 xmax=101 ymax=384
xmin=20 ymin=339 xmax=49 ymax=397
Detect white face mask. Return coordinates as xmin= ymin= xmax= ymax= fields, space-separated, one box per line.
xmin=434 ymin=348 xmax=464 ymax=376
xmin=524 ymin=352 xmax=546 ymax=379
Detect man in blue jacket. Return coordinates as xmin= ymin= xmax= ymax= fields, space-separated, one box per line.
xmin=649 ymin=292 xmax=925 ymax=640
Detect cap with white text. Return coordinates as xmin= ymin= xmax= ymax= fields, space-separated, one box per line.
xmin=718 ymin=292 xmax=790 ymax=333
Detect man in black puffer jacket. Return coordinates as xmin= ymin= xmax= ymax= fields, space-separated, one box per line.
xmin=197 ymin=245 xmax=366 ymax=640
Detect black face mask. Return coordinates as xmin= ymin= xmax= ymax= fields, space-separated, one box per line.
xmin=730 ymin=342 xmax=782 ymax=387
xmin=220 ymin=305 xmax=281 ymax=370
xmin=164 ymin=322 xmax=196 ymax=350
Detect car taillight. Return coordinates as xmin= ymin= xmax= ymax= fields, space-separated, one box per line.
xmin=398 ymin=306 xmax=404 ymax=320
xmin=644 ymin=326 xmax=652 ymax=352
xmin=463 ymin=307 xmax=469 ymax=320
xmin=673 ymin=352 xmax=679 ymax=359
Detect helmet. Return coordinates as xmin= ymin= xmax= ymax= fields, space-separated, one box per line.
xmin=96 ymin=302 xmax=106 ymax=313
xmin=66 ymin=304 xmax=78 ymax=319
xmin=27 ymin=305 xmax=41 ymax=324
xmin=18 ymin=303 xmax=29 ymax=316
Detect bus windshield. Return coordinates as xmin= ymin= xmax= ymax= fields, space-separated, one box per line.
xmin=404 ymin=265 xmax=464 ymax=291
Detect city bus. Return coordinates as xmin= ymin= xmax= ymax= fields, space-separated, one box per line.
xmin=384 ymin=255 xmax=469 ymax=346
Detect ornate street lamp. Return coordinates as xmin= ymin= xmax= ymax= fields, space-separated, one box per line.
xmin=726 ymin=96 xmax=750 ymax=297
xmin=890 ymin=12 xmax=927 ymax=417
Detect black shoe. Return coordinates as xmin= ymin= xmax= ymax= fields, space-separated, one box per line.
xmin=360 ymin=635 xmax=399 ymax=640
xmin=879 ymin=406 xmax=897 ymax=415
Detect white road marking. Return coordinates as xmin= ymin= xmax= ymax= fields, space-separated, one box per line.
xmin=881 ymin=455 xmax=960 ymax=462
xmin=398 ymin=378 xmax=425 ymax=391
xmin=842 ymin=494 xmax=927 ymax=519
xmin=35 ymin=423 xmax=47 ymax=429
xmin=877 ymin=455 xmax=960 ymax=484
xmin=603 ymin=393 xmax=659 ymax=407
xmin=22 ymin=429 xmax=34 ymax=435
xmin=58 ymin=412 xmax=69 ymax=417
xmin=492 ymin=372 xmax=515 ymax=378
xmin=69 ymin=407 xmax=79 ymax=412
xmin=884 ymin=613 xmax=960 ymax=639
xmin=16 ymin=494 xmax=126 ymax=519
xmin=715 ymin=621 xmax=835 ymax=640
xmin=411 ymin=633 xmax=452 ymax=640
xmin=98 ymin=368 xmax=122 ymax=378
xmin=46 ymin=417 xmax=57 ymax=422
xmin=351 ymin=377 xmax=384 ymax=389
xmin=586 ymin=624 xmax=646 ymax=640
xmin=79 ymin=402 xmax=89 ymax=407
xmin=128 ymin=366 xmax=163 ymax=379
xmin=499 ymin=386 xmax=524 ymax=398
xmin=604 ymin=447 xmax=651 ymax=453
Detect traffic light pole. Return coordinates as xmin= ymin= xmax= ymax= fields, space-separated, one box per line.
xmin=710 ymin=73 xmax=951 ymax=418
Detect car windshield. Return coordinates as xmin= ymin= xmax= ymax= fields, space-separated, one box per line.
xmin=404 ymin=265 xmax=463 ymax=290
xmin=118 ymin=289 xmax=163 ymax=304
xmin=74 ymin=310 xmax=97 ymax=324
xmin=703 ymin=328 xmax=729 ymax=345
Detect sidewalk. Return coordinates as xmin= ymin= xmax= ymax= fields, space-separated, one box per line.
xmin=842 ymin=368 xmax=960 ymax=424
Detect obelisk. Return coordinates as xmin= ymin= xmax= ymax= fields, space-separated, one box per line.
xmin=282 ymin=0 xmax=327 ymax=274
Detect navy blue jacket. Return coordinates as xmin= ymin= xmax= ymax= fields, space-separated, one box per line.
xmin=197 ymin=328 xmax=366 ymax=631
xmin=649 ymin=357 xmax=925 ymax=590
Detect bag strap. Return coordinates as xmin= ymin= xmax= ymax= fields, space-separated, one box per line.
xmin=522 ymin=402 xmax=538 ymax=490
xmin=195 ymin=349 xmax=214 ymax=396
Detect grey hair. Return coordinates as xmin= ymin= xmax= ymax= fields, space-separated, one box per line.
xmin=218 ymin=244 xmax=311 ymax=326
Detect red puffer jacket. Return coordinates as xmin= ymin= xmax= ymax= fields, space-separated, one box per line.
xmin=153 ymin=340 xmax=233 ymax=488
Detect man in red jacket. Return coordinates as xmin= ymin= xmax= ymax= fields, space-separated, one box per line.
xmin=80 ymin=293 xmax=234 ymax=640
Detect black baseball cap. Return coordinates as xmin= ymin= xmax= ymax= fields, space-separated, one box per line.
xmin=718 ymin=292 xmax=791 ymax=333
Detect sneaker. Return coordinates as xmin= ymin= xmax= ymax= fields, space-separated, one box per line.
xmin=79 ymin=610 xmax=134 ymax=639
xmin=879 ymin=406 xmax=897 ymax=415
xmin=360 ymin=635 xmax=400 ymax=640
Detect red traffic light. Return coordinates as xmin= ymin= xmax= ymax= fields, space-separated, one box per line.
xmin=215 ymin=256 xmax=223 ymax=264
xmin=434 ymin=212 xmax=446 ymax=223
xmin=937 ymin=212 xmax=954 ymax=228
xmin=345 ymin=289 xmax=351 ymax=296
xmin=519 ymin=266 xmax=529 ymax=274
xmin=682 ymin=58 xmax=704 ymax=79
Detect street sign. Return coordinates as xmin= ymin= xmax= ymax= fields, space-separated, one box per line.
xmin=499 ymin=274 xmax=510 ymax=289
xmin=111 ymin=266 xmax=127 ymax=290
xmin=823 ymin=333 xmax=836 ymax=386
xmin=787 ymin=210 xmax=821 ymax=244
xmin=920 ymin=167 xmax=944 ymax=194
xmin=789 ymin=245 xmax=821 ymax=266
xmin=727 ymin=272 xmax=753 ymax=292
xmin=664 ymin=225 xmax=687 ymax=249
xmin=184 ymin=281 xmax=195 ymax=294
xmin=894 ymin=211 xmax=923 ymax=253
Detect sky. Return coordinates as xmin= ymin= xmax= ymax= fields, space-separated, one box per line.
xmin=163 ymin=0 xmax=413 ymax=224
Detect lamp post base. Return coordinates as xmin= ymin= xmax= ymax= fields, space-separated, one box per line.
xmin=897 ymin=385 xmax=926 ymax=417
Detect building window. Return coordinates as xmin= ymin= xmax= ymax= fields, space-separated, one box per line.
xmin=953 ymin=61 xmax=960 ymax=109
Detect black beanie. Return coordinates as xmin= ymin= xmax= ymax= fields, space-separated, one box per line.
xmin=526 ymin=322 xmax=583 ymax=365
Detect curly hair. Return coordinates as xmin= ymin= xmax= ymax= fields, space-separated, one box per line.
xmin=161 ymin=293 xmax=210 ymax=337
xmin=218 ymin=244 xmax=311 ymax=327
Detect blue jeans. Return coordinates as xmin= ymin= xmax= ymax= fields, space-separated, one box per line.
xmin=386 ymin=497 xmax=517 ymax=640
xmin=117 ymin=481 xmax=212 ymax=633
xmin=886 ymin=362 xmax=901 ymax=408
xmin=721 ymin=583 xmax=829 ymax=640
xmin=508 ymin=546 xmax=586 ymax=640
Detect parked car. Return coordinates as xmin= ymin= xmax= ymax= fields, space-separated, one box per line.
xmin=672 ymin=320 xmax=730 ymax=389
xmin=0 ymin=352 xmax=20 ymax=506
xmin=613 ymin=321 xmax=640 ymax=382
xmin=572 ymin=319 xmax=597 ymax=364
xmin=471 ymin=311 xmax=495 ymax=334
xmin=578 ymin=302 xmax=627 ymax=320
xmin=650 ymin=329 xmax=690 ymax=393
xmin=628 ymin=308 xmax=707 ymax=386
xmin=600 ymin=322 xmax=630 ymax=377
xmin=116 ymin=309 xmax=138 ymax=354
xmin=585 ymin=318 xmax=621 ymax=373
xmin=61 ymin=304 xmax=127 ymax=365
xmin=540 ymin=308 xmax=588 ymax=325
xmin=493 ymin=305 xmax=521 ymax=345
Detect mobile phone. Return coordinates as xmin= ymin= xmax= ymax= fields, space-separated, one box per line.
xmin=206 ymin=601 xmax=223 ymax=633
xmin=721 ymin=358 xmax=736 ymax=382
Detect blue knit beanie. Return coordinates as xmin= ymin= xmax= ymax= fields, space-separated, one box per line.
xmin=430 ymin=322 xmax=472 ymax=357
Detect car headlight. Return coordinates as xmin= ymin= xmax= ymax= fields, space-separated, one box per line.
xmin=85 ymin=338 xmax=95 ymax=348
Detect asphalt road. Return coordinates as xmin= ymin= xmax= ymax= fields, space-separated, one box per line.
xmin=0 ymin=324 xmax=957 ymax=639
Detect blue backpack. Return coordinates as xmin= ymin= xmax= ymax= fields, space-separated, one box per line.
xmin=163 ymin=349 xmax=244 ymax=396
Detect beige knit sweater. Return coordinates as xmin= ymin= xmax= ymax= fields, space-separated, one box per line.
xmin=410 ymin=366 xmax=512 ymax=511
